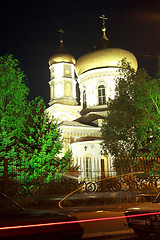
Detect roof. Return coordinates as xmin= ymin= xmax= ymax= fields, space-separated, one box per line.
xmin=75 ymin=32 xmax=138 ymax=76
xmin=80 ymin=107 xmax=107 ymax=116
xmin=75 ymin=136 xmax=102 ymax=143
xmin=59 ymin=120 xmax=98 ymax=128
xmin=75 ymin=113 xmax=104 ymax=125
xmin=75 ymin=47 xmax=138 ymax=76
xmin=49 ymin=42 xmax=76 ymax=66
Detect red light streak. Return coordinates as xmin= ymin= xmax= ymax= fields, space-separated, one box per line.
xmin=1 ymin=212 xmax=160 ymax=231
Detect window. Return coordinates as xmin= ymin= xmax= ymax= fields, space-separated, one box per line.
xmin=66 ymin=84 xmax=70 ymax=97
xmin=56 ymin=83 xmax=63 ymax=97
xmin=64 ymin=64 xmax=71 ymax=77
xmin=83 ymin=89 xmax=87 ymax=109
xmin=98 ymin=85 xmax=106 ymax=105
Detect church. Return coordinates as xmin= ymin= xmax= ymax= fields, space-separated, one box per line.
xmin=46 ymin=15 xmax=138 ymax=180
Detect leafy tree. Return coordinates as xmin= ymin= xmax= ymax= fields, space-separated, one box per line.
xmin=0 ymin=54 xmax=29 ymax=192
xmin=15 ymin=97 xmax=73 ymax=183
xmin=101 ymin=60 xmax=160 ymax=170
xmin=0 ymin=55 xmax=74 ymax=192
xmin=133 ymin=69 xmax=160 ymax=157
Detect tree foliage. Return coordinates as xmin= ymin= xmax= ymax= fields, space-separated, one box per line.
xmin=16 ymin=97 xmax=73 ymax=183
xmin=0 ymin=54 xmax=29 ymax=163
xmin=101 ymin=59 xmax=160 ymax=165
xmin=0 ymin=55 xmax=74 ymax=185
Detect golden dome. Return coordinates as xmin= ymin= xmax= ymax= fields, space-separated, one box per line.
xmin=49 ymin=41 xmax=76 ymax=66
xmin=75 ymin=38 xmax=138 ymax=76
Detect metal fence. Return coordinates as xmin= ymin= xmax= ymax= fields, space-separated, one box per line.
xmin=77 ymin=157 xmax=160 ymax=193
xmin=0 ymin=157 xmax=160 ymax=196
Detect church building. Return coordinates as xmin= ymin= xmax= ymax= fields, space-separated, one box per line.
xmin=46 ymin=15 xmax=138 ymax=180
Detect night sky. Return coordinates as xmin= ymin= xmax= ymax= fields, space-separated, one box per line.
xmin=0 ymin=0 xmax=160 ymax=106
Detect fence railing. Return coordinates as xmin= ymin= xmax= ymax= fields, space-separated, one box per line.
xmin=0 ymin=157 xmax=160 ymax=196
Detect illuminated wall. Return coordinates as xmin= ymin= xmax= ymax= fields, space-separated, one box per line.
xmin=47 ymin=61 xmax=80 ymax=122
xmin=48 ymin=62 xmax=77 ymax=106
xmin=71 ymin=140 xmax=114 ymax=179
xmin=46 ymin=104 xmax=81 ymax=122
xmin=77 ymin=67 xmax=119 ymax=109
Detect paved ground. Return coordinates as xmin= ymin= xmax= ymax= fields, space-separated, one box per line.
xmin=61 ymin=201 xmax=157 ymax=215
xmin=18 ymin=191 xmax=157 ymax=213
xmin=15 ymin=192 xmax=159 ymax=239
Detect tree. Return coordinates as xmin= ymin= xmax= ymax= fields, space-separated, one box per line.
xmin=101 ymin=60 xmax=160 ymax=170
xmin=0 ymin=54 xmax=74 ymax=190
xmin=15 ymin=97 xmax=73 ymax=183
xmin=133 ymin=69 xmax=160 ymax=157
xmin=0 ymin=54 xmax=29 ymax=192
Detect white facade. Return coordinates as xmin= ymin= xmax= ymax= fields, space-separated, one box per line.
xmin=49 ymin=62 xmax=77 ymax=105
xmin=71 ymin=140 xmax=114 ymax=180
xmin=72 ymin=140 xmax=102 ymax=180
xmin=47 ymin=104 xmax=80 ymax=122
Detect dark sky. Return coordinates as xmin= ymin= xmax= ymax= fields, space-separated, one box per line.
xmin=0 ymin=0 xmax=160 ymax=106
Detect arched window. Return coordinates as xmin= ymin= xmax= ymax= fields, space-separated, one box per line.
xmin=83 ymin=89 xmax=87 ymax=109
xmin=66 ymin=84 xmax=70 ymax=97
xmin=98 ymin=85 xmax=106 ymax=105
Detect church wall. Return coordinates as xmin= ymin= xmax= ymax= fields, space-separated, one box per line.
xmin=46 ymin=104 xmax=81 ymax=122
xmin=61 ymin=125 xmax=101 ymax=148
xmin=78 ymin=67 xmax=120 ymax=109
xmin=71 ymin=140 xmax=113 ymax=180
xmin=71 ymin=140 xmax=102 ymax=180
xmin=48 ymin=60 xmax=78 ymax=108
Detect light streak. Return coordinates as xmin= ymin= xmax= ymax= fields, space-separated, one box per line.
xmin=1 ymin=212 xmax=160 ymax=231
xmin=58 ymin=171 xmax=144 ymax=208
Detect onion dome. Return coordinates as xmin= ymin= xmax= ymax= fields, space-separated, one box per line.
xmin=75 ymin=16 xmax=138 ymax=76
xmin=49 ymin=39 xmax=76 ymax=66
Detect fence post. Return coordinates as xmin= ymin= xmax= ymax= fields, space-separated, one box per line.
xmin=101 ymin=159 xmax=106 ymax=192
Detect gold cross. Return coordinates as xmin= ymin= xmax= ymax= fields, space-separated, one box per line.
xmin=58 ymin=29 xmax=65 ymax=42
xmin=99 ymin=14 xmax=108 ymax=28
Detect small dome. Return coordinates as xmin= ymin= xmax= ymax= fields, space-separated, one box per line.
xmin=49 ymin=41 xmax=76 ymax=66
xmin=75 ymin=38 xmax=138 ymax=76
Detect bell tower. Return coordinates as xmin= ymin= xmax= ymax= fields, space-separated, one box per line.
xmin=48 ymin=29 xmax=78 ymax=106
xmin=47 ymin=29 xmax=81 ymax=122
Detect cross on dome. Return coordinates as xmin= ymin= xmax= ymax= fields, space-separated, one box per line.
xmin=99 ymin=14 xmax=108 ymax=40
xmin=58 ymin=28 xmax=65 ymax=44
